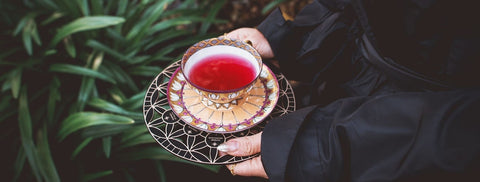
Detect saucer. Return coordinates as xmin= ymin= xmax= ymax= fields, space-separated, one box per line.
xmin=143 ymin=60 xmax=296 ymax=164
xmin=167 ymin=64 xmax=279 ymax=133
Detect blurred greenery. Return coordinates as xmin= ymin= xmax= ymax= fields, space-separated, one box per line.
xmin=0 ymin=0 xmax=293 ymax=181
xmin=0 ymin=0 xmax=231 ymax=181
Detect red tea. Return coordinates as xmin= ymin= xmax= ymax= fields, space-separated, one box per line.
xmin=188 ymin=54 xmax=257 ymax=91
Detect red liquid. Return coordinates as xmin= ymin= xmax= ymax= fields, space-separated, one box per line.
xmin=188 ymin=54 xmax=257 ymax=91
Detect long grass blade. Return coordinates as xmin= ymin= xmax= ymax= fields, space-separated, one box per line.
xmin=18 ymin=86 xmax=42 ymax=181
xmin=13 ymin=147 xmax=26 ymax=182
xmin=262 ymin=0 xmax=285 ymax=14
xmin=80 ymin=124 xmax=131 ymax=139
xmin=126 ymin=0 xmax=173 ymax=44
xmin=51 ymin=16 xmax=125 ymax=46
xmin=47 ymin=76 xmax=61 ymax=127
xmin=77 ymin=76 xmax=95 ymax=111
xmin=199 ymin=0 xmax=226 ymax=34
xmin=121 ymin=91 xmax=146 ymax=111
xmin=64 ymin=36 xmax=76 ymax=57
xmin=99 ymin=62 xmax=138 ymax=92
xmin=81 ymin=170 xmax=113 ymax=182
xmin=116 ymin=0 xmax=128 ymax=16
xmin=50 ymin=63 xmax=116 ymax=84
xmin=37 ymin=124 xmax=61 ymax=182
xmin=102 ymin=136 xmax=112 ymax=158
xmin=128 ymin=65 xmax=162 ymax=77
xmin=58 ymin=112 xmax=134 ymax=141
xmin=154 ymin=161 xmax=167 ymax=182
xmin=71 ymin=137 xmax=94 ymax=159
xmin=22 ymin=24 xmax=33 ymax=55
xmin=119 ymin=125 xmax=147 ymax=143
xmin=86 ymin=40 xmax=129 ymax=61
xmin=87 ymin=97 xmax=142 ymax=119
xmin=118 ymin=134 xmax=155 ymax=149
xmin=9 ymin=68 xmax=22 ymax=99
xmin=77 ymin=0 xmax=90 ymax=16
xmin=90 ymin=0 xmax=104 ymax=15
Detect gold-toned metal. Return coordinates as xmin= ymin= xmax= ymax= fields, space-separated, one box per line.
xmin=228 ymin=164 xmax=236 ymax=176
xmin=244 ymin=40 xmax=253 ymax=46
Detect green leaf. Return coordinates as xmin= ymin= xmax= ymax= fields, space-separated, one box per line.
xmin=143 ymin=29 xmax=191 ymax=51
xmin=87 ymin=98 xmax=142 ymax=119
xmin=22 ymin=25 xmax=33 ymax=55
xmin=262 ymin=0 xmax=286 ymax=14
xmin=118 ymin=134 xmax=155 ymax=149
xmin=9 ymin=68 xmax=22 ymax=99
xmin=126 ymin=0 xmax=173 ymax=43
xmin=90 ymin=0 xmax=104 ymax=15
xmin=102 ymin=136 xmax=112 ymax=158
xmin=99 ymin=62 xmax=138 ymax=92
xmin=77 ymin=77 xmax=95 ymax=111
xmin=154 ymin=161 xmax=167 ymax=182
xmin=146 ymin=33 xmax=217 ymax=63
xmin=37 ymin=0 xmax=58 ymax=9
xmin=18 ymin=87 xmax=42 ymax=181
xmin=199 ymin=0 xmax=227 ymax=34
xmin=50 ymin=63 xmax=116 ymax=84
xmin=82 ymin=170 xmax=113 ymax=182
xmin=71 ymin=137 xmax=93 ymax=159
xmin=41 ymin=12 xmax=64 ymax=26
xmin=121 ymin=91 xmax=146 ymax=111
xmin=14 ymin=12 xmax=39 ymax=36
xmin=37 ymin=124 xmax=61 ymax=182
xmin=47 ymin=76 xmax=61 ymax=126
xmin=64 ymin=36 xmax=76 ymax=57
xmin=13 ymin=147 xmax=26 ymax=182
xmin=86 ymin=40 xmax=129 ymax=61
xmin=58 ymin=112 xmax=134 ymax=141
xmin=116 ymin=0 xmax=128 ymax=16
xmin=120 ymin=124 xmax=148 ymax=143
xmin=78 ymin=0 xmax=90 ymax=16
xmin=128 ymin=65 xmax=163 ymax=77
xmin=108 ymin=87 xmax=127 ymax=104
xmin=51 ymin=16 xmax=125 ymax=46
xmin=80 ymin=124 xmax=131 ymax=139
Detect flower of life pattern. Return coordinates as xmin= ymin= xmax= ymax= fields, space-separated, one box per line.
xmin=143 ymin=61 xmax=296 ymax=165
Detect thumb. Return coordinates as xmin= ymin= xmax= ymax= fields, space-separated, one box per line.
xmin=217 ymin=132 xmax=262 ymax=156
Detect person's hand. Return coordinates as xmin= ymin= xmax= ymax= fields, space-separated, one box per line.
xmin=226 ymin=28 xmax=274 ymax=59
xmin=217 ymin=132 xmax=268 ymax=178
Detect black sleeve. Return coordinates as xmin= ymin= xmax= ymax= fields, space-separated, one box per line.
xmin=261 ymin=89 xmax=480 ymax=181
xmin=256 ymin=1 xmax=351 ymax=83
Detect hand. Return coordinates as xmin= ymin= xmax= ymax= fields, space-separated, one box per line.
xmin=226 ymin=28 xmax=274 ymax=59
xmin=217 ymin=132 xmax=268 ymax=178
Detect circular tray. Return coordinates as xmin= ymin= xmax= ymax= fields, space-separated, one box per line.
xmin=143 ymin=60 xmax=296 ymax=165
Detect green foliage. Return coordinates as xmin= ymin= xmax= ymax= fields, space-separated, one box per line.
xmin=262 ymin=0 xmax=288 ymax=14
xmin=1 ymin=0 xmax=227 ymax=181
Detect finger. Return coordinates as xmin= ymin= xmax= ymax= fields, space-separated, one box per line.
xmin=217 ymin=132 xmax=262 ymax=156
xmin=227 ymin=156 xmax=268 ymax=178
xmin=225 ymin=28 xmax=252 ymax=40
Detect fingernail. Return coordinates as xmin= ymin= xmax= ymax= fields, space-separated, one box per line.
xmin=217 ymin=141 xmax=238 ymax=152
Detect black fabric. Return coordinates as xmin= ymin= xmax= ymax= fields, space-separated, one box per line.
xmin=285 ymin=89 xmax=480 ymax=182
xmin=256 ymin=0 xmax=480 ymax=181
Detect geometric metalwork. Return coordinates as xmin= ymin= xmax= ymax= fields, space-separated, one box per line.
xmin=143 ymin=60 xmax=296 ymax=165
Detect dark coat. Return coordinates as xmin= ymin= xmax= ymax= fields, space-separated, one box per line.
xmin=256 ymin=0 xmax=480 ymax=181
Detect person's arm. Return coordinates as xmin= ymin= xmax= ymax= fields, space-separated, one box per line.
xmin=262 ymin=88 xmax=480 ymax=181
xmin=257 ymin=0 xmax=350 ymax=83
